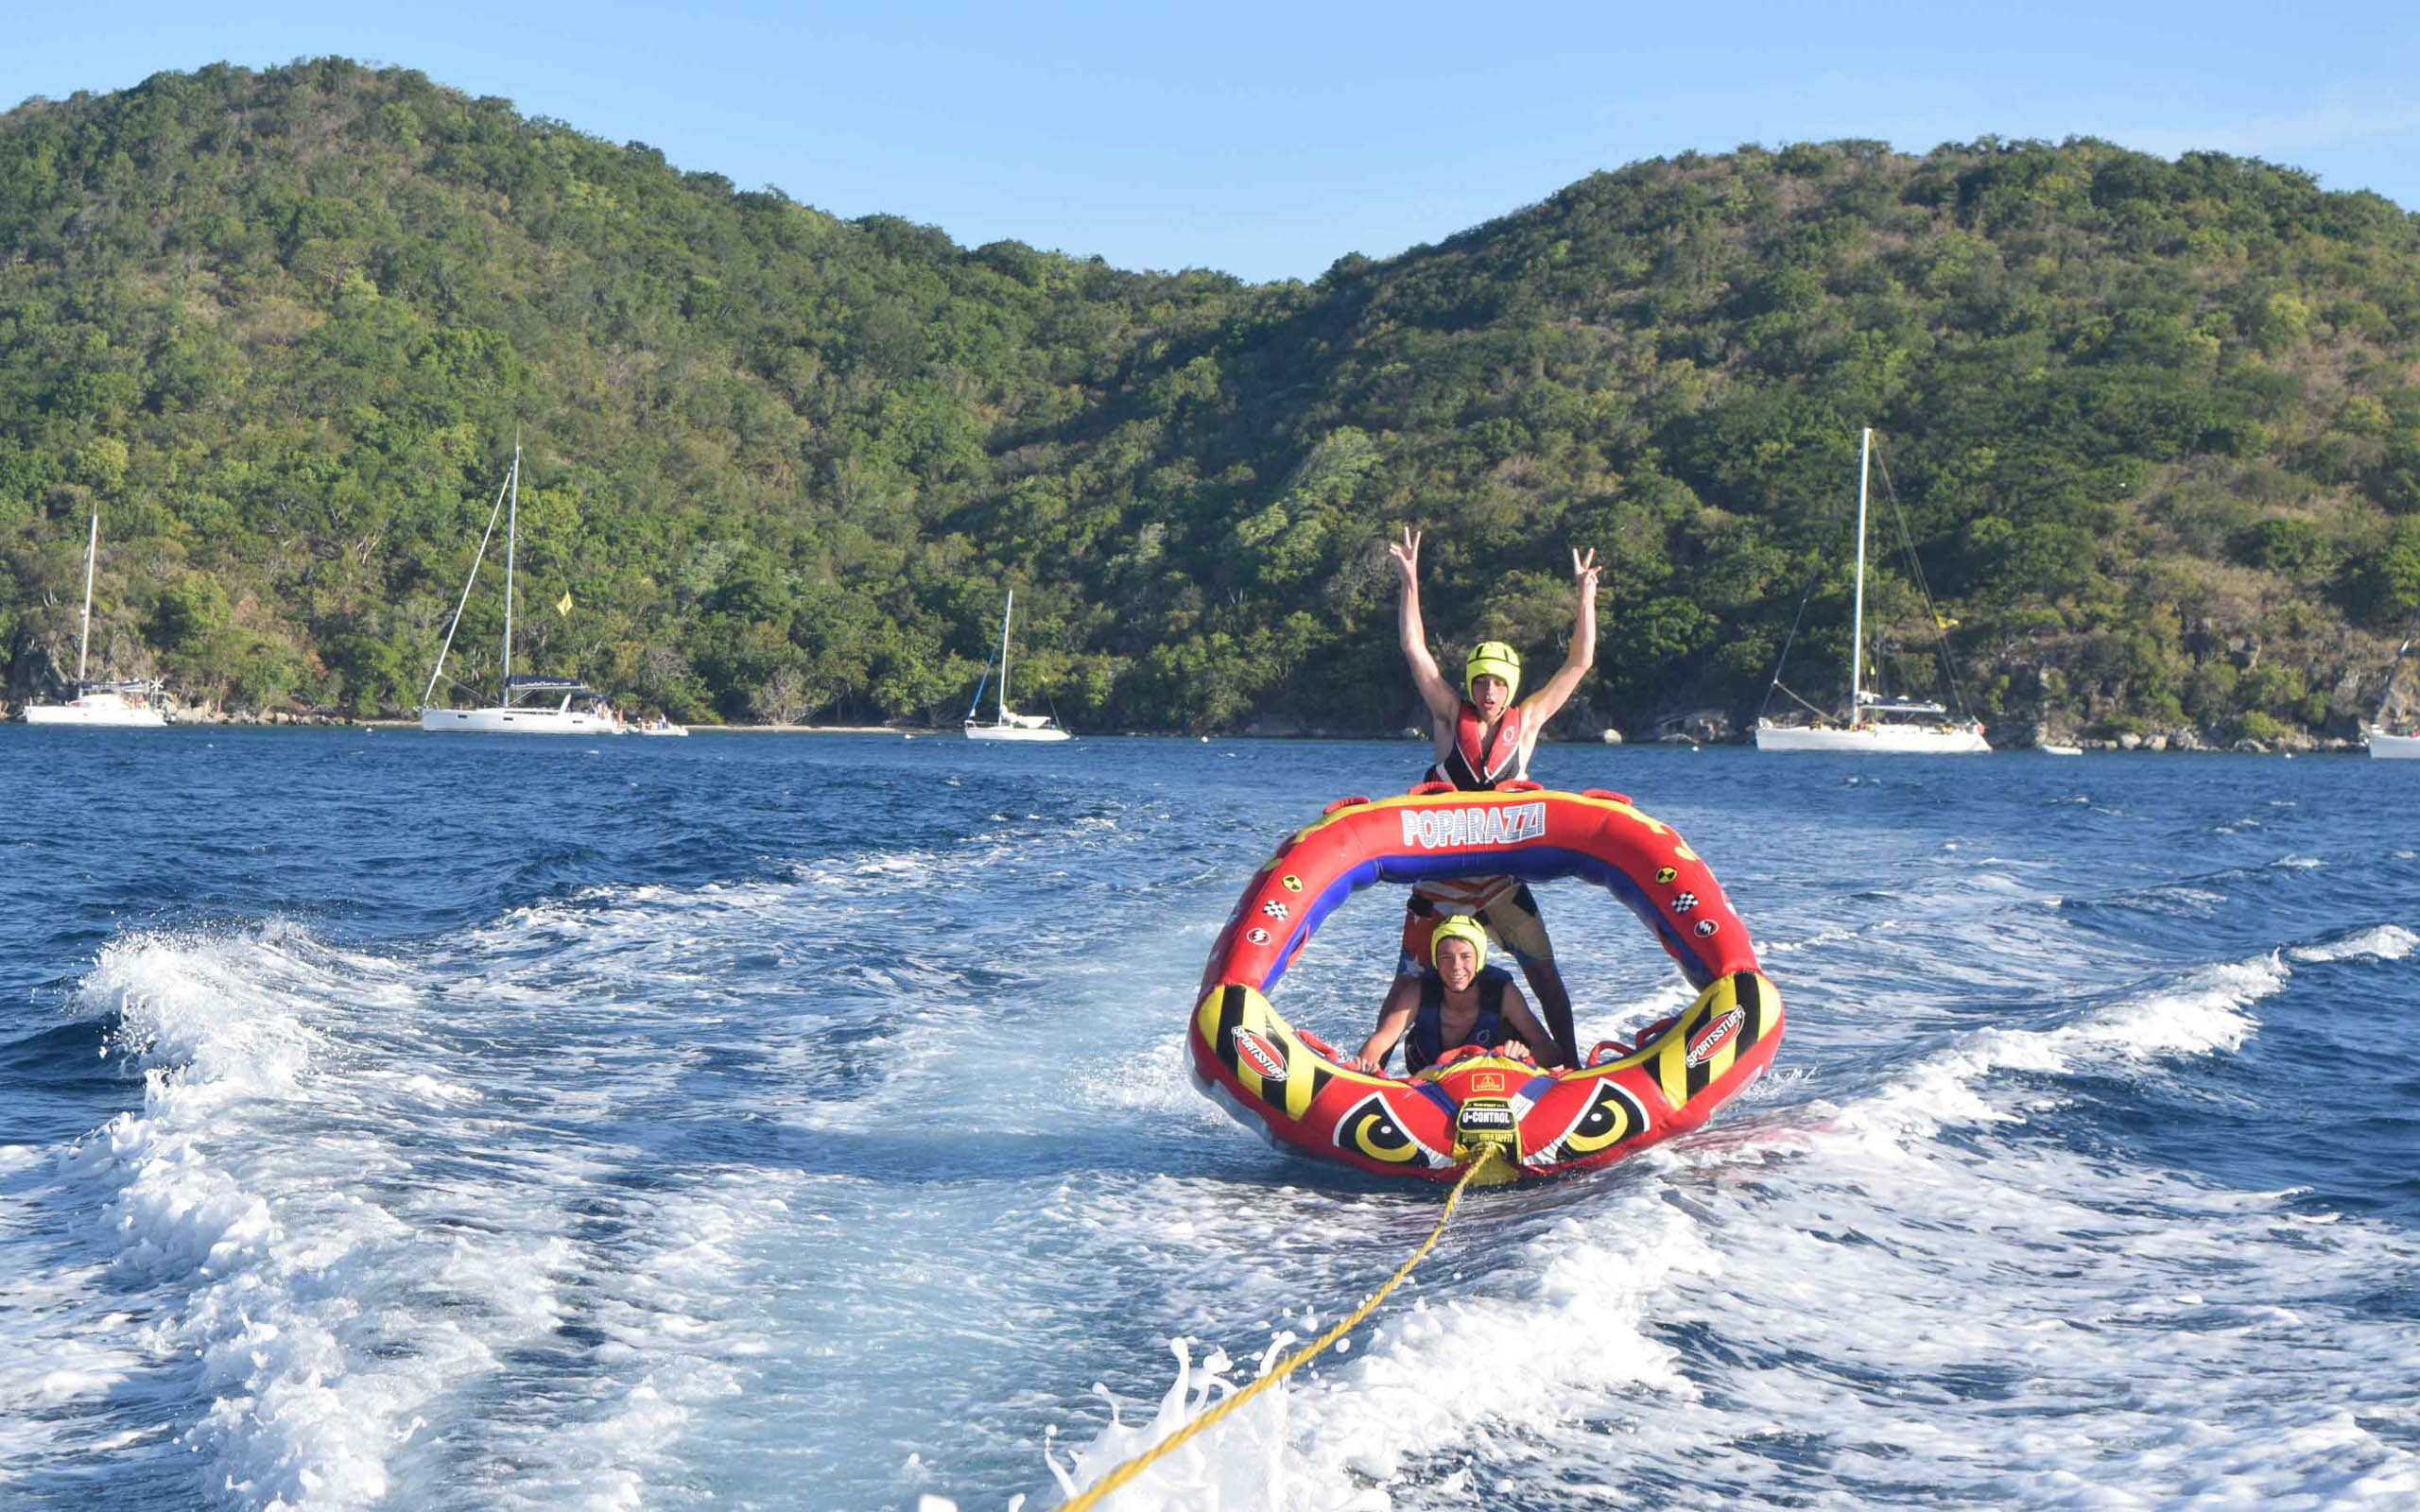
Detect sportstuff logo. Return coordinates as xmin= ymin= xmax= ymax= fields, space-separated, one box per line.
xmin=1400 ymin=802 xmax=1547 ymax=850
xmin=1232 ymin=1027 xmax=1288 ymax=1081
xmin=1685 ymin=1008 xmax=1745 ymax=1068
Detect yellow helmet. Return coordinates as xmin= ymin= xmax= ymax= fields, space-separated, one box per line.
xmin=1429 ymin=913 xmax=1491 ymax=971
xmin=1465 ymin=641 xmax=1521 ymax=703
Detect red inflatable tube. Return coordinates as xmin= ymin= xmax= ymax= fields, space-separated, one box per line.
xmin=1188 ymin=786 xmax=1784 ymax=1184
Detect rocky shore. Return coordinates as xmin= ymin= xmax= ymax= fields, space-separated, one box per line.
xmin=2010 ymin=721 xmax=2362 ymax=755
xmin=0 ymin=698 xmax=2380 ymax=751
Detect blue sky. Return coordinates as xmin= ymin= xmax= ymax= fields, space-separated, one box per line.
xmin=3 ymin=1 xmax=2413 ymax=283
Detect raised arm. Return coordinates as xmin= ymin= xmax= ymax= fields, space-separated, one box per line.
xmin=1392 ymin=527 xmax=1461 ymax=723
xmin=1516 ymin=546 xmax=1600 ymax=727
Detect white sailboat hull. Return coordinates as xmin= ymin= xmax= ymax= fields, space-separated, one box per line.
xmin=1757 ymin=429 xmax=1990 ymax=759
xmin=1754 ymin=719 xmax=1992 ymax=754
xmin=35 ymin=514 xmax=167 ymax=729
xmin=421 ymin=706 xmax=624 ymax=735
xmin=2367 ymin=727 xmax=2420 ymax=760
xmin=963 ymin=588 xmax=1071 ymax=739
xmin=965 ymin=723 xmax=1071 ymax=742
xmin=24 ymin=696 xmax=167 ymax=727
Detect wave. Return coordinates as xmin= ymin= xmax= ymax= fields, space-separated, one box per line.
xmin=1032 ymin=943 xmax=2420 ymax=1509
xmin=1 ymin=923 xmax=558 ymax=1505
xmin=0 ymin=895 xmax=891 ymax=1508
xmin=2289 ymin=923 xmax=2418 ymax=964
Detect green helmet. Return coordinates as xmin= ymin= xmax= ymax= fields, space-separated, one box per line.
xmin=1429 ymin=913 xmax=1491 ymax=971
xmin=1465 ymin=641 xmax=1521 ymax=703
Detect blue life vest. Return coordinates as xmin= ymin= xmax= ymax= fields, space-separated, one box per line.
xmin=1406 ymin=967 xmax=1513 ymax=1074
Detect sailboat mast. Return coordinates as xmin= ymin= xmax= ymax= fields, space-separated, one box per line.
xmin=1848 ymin=428 xmax=1871 ymax=721
xmin=997 ymin=590 xmax=1013 ymax=724
xmin=76 ymin=512 xmax=97 ymax=683
xmin=502 ymin=445 xmax=519 ymax=700
xmin=421 ymin=461 xmax=514 ymax=709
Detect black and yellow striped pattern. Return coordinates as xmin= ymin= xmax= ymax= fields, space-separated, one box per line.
xmin=1195 ymin=983 xmax=1340 ymax=1121
xmin=1643 ymin=971 xmax=1774 ymax=1108
xmin=1193 ymin=964 xmax=1779 ymax=1180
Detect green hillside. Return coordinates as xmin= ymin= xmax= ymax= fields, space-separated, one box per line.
xmin=4 ymin=59 xmax=2417 ymax=739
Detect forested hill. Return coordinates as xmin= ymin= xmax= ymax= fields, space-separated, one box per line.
xmin=5 ymin=59 xmax=2419 ymax=740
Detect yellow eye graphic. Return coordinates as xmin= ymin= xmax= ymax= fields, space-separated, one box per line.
xmin=1554 ymin=1081 xmax=1647 ymax=1159
xmin=1337 ymin=1095 xmax=1423 ymax=1163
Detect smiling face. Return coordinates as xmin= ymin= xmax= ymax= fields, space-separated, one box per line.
xmin=1468 ymin=673 xmax=1512 ymax=720
xmin=1434 ymin=935 xmax=1480 ymax=992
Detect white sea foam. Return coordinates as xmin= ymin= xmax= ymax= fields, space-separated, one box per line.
xmin=19 ymin=751 xmax=2413 ymax=1509
xmin=450 ymin=1178 xmax=789 ymax=1511
xmin=1830 ymin=954 xmax=2279 ymax=1151
xmin=1762 ymin=923 xmax=1887 ymax=955
xmin=1042 ymin=1170 xmax=1717 ymax=1509
xmin=0 ymin=1246 xmax=151 ymax=1483
xmin=789 ymin=850 xmax=961 ymax=895
xmin=1040 ymin=1336 xmax=1379 ymax=1512
xmin=1043 ymin=944 xmax=2418 ymax=1509
xmin=24 ymin=926 xmax=590 ymax=1507
xmin=2290 ymin=923 xmax=2418 ymax=963
xmin=3 ymin=890 xmax=901 ymax=1508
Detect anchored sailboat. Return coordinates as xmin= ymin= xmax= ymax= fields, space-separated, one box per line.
xmin=420 ymin=445 xmax=624 ymax=735
xmin=963 ymin=589 xmax=1070 ymax=741
xmin=23 ymin=512 xmax=167 ymax=727
xmin=1755 ymin=430 xmax=1990 ymax=754
xmin=2365 ymin=640 xmax=2418 ymax=759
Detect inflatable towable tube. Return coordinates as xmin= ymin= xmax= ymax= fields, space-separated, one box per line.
xmin=1189 ymin=784 xmax=1783 ymax=1184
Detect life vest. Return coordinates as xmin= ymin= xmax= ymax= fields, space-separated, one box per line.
xmin=1429 ymin=700 xmax=1526 ymax=791
xmin=1406 ymin=968 xmax=1512 ymax=1074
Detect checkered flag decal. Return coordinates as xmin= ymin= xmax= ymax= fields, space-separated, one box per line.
xmin=1262 ymin=900 xmax=1289 ymax=919
xmin=1670 ymin=892 xmax=1699 ymax=913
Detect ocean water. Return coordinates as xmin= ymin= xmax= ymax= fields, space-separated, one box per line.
xmin=2 ymin=728 xmax=2415 ymax=1510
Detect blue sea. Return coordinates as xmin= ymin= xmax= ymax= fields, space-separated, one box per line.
xmin=2 ymin=729 xmax=2415 ymax=1509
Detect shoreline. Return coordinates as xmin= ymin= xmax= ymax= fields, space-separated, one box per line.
xmin=3 ymin=706 xmax=2383 ymax=753
xmin=4 ymin=713 xmax=2381 ymax=752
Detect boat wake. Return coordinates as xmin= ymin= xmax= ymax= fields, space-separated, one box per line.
xmin=0 ymin=901 xmax=856 ymax=1508
xmin=1036 ymin=934 xmax=2420 ymax=1509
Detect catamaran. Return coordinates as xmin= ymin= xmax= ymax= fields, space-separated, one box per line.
xmin=420 ymin=445 xmax=624 ymax=735
xmin=2366 ymin=639 xmax=2418 ymax=759
xmin=23 ymin=513 xmax=167 ymax=727
xmin=1754 ymin=429 xmax=1990 ymax=754
xmin=964 ymin=589 xmax=1070 ymax=741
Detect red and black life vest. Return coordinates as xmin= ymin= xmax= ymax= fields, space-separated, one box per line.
xmin=1428 ymin=700 xmax=1526 ymax=791
xmin=1406 ymin=968 xmax=1512 ymax=1074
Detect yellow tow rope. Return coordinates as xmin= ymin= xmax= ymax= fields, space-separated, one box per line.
xmin=1059 ymin=1147 xmax=1504 ymax=1511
